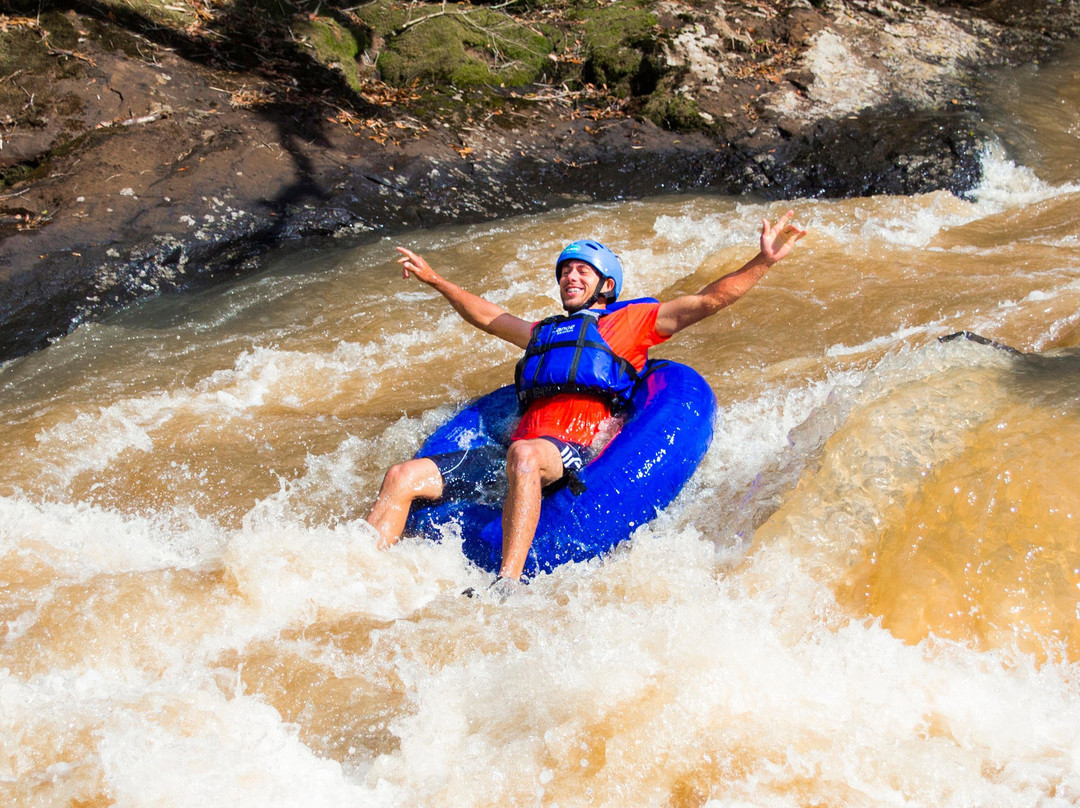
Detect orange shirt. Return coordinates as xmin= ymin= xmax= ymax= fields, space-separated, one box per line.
xmin=511 ymin=302 xmax=669 ymax=446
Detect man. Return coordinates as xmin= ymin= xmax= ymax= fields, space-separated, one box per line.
xmin=367 ymin=210 xmax=807 ymax=582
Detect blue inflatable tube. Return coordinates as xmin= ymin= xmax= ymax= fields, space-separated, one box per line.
xmin=405 ymin=360 xmax=717 ymax=577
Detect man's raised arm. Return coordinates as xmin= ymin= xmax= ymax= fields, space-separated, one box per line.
xmin=654 ymin=211 xmax=807 ymax=337
xmin=396 ymin=247 xmax=533 ymax=349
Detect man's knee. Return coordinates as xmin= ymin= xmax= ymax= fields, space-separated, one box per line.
xmin=380 ymin=460 xmax=409 ymax=491
xmin=505 ymin=441 xmax=541 ymax=480
xmin=381 ymin=458 xmax=441 ymax=499
xmin=506 ymin=440 xmax=561 ymax=485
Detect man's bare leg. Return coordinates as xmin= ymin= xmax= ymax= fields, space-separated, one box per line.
xmin=366 ymin=457 xmax=444 ymax=549
xmin=499 ymin=439 xmax=566 ymax=580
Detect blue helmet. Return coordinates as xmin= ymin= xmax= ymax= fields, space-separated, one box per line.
xmin=556 ymin=240 xmax=624 ymax=302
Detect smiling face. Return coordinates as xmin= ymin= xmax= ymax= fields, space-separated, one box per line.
xmin=557 ymin=260 xmax=614 ymax=312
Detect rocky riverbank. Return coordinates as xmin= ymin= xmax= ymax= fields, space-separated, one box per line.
xmin=1 ymin=0 xmax=1077 ymax=362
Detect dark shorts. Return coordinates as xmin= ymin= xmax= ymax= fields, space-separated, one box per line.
xmin=428 ymin=437 xmax=591 ymax=504
xmin=536 ymin=435 xmax=590 ymax=474
xmin=429 ymin=444 xmax=508 ymax=505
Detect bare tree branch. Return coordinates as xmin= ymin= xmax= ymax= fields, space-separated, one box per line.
xmin=395 ymin=0 xmax=520 ymax=34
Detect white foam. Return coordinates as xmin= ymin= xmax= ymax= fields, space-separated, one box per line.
xmin=0 ymin=668 xmax=389 ymax=807
xmin=826 ymin=324 xmax=933 ymax=357
xmin=972 ymin=140 xmax=1080 ymax=211
xmin=99 ymin=692 xmax=384 ymax=807
xmin=368 ymin=531 xmax=1080 ymax=806
xmin=222 ymin=519 xmax=468 ymax=627
xmin=0 ymin=496 xmax=224 ymax=581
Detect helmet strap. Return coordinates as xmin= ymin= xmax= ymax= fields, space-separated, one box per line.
xmin=566 ymin=289 xmax=604 ymax=313
xmin=564 ymin=278 xmax=614 ymax=314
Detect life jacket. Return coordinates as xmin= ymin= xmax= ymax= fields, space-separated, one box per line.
xmin=514 ymin=306 xmax=642 ymax=411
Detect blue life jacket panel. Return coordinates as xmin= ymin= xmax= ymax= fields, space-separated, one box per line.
xmin=514 ymin=309 xmax=640 ymax=410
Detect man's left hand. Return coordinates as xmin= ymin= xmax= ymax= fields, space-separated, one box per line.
xmin=761 ymin=210 xmax=807 ymax=266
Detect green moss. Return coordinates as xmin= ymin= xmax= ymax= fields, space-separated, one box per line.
xmin=0 ymin=24 xmax=84 ymax=129
xmin=376 ymin=15 xmax=463 ymax=85
xmin=296 ymin=17 xmax=370 ymax=93
xmin=353 ymin=0 xmax=411 ymax=39
xmin=38 ymin=10 xmax=81 ymax=50
xmin=0 ymin=162 xmax=36 ymax=193
xmin=642 ymin=92 xmax=712 ymax=132
xmin=339 ymin=0 xmax=673 ymax=98
xmin=0 ymin=29 xmax=47 ymax=79
xmin=370 ymin=3 xmax=552 ymax=88
xmin=575 ymin=1 xmax=659 ymax=96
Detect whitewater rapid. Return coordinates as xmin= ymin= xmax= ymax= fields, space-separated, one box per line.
xmin=3 ymin=43 xmax=1080 ymax=808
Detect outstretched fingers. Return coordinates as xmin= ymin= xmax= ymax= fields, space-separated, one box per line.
xmin=760 ymin=210 xmax=807 ymax=264
xmin=396 ymin=246 xmax=418 ymax=279
xmin=396 ymin=246 xmax=436 ymax=282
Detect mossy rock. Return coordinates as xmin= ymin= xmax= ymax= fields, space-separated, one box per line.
xmin=642 ymin=92 xmax=713 ymax=132
xmin=353 ymin=0 xmax=411 ymax=39
xmin=574 ymin=1 xmax=659 ymax=97
xmin=369 ymin=3 xmax=553 ymax=88
xmin=295 ymin=16 xmax=371 ymax=93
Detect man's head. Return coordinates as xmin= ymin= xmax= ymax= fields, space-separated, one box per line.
xmin=555 ymin=241 xmax=623 ymax=312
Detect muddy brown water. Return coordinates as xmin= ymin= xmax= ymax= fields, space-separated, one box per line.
xmin=1 ymin=43 xmax=1079 ymax=807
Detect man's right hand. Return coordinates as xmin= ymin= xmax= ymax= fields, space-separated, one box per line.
xmin=392 ymin=246 xmax=533 ymax=348
xmin=397 ymin=246 xmax=440 ymax=285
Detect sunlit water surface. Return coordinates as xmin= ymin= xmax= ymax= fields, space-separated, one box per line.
xmin=2 ymin=43 xmax=1080 ymax=808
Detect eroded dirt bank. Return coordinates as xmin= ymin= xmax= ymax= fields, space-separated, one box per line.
xmin=1 ymin=0 xmax=1077 ymax=362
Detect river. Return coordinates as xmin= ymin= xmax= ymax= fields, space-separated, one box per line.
xmin=1 ymin=42 xmax=1079 ymax=808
